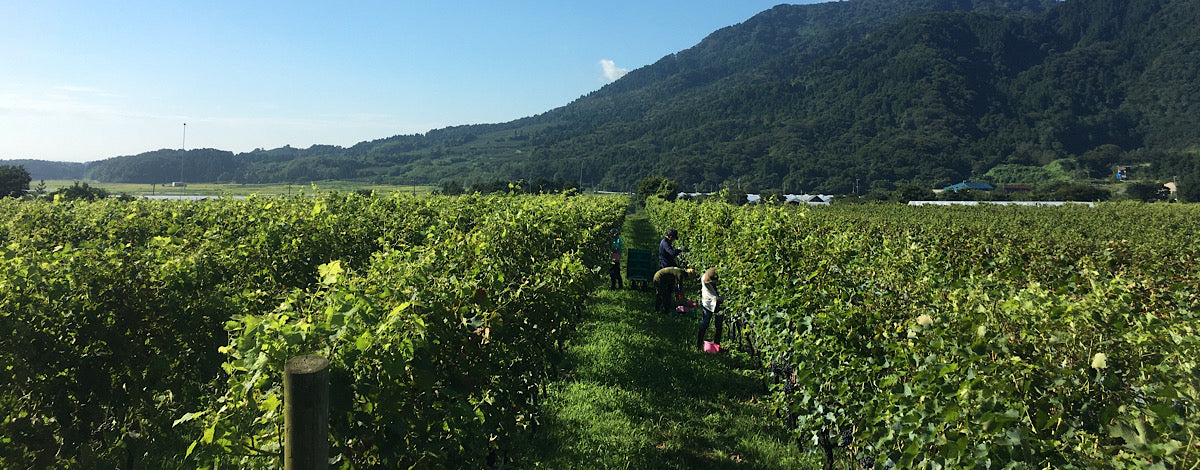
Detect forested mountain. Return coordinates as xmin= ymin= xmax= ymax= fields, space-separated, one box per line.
xmin=81 ymin=149 xmax=237 ymax=183
xmin=10 ymin=0 xmax=1200 ymax=194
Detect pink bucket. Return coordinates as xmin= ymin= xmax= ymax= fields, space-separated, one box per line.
xmin=702 ymin=341 xmax=721 ymax=354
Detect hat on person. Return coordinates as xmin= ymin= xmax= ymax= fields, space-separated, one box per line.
xmin=666 ymin=229 xmax=679 ymax=239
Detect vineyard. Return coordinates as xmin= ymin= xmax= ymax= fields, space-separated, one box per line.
xmin=3 ymin=193 xmax=1198 ymax=468
xmin=648 ymin=198 xmax=1200 ymax=468
xmin=0 ymin=193 xmax=624 ymax=468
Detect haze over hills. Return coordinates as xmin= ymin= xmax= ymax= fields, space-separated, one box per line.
xmin=8 ymin=0 xmax=1200 ymax=195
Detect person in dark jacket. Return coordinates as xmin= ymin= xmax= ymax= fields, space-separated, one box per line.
xmin=658 ymin=229 xmax=684 ymax=269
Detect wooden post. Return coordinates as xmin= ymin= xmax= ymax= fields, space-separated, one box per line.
xmin=285 ymin=355 xmax=330 ymax=470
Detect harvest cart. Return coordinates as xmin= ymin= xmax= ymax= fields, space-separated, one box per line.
xmin=625 ymin=248 xmax=656 ymax=290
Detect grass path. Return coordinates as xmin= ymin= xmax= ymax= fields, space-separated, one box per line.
xmin=514 ymin=216 xmax=817 ymax=469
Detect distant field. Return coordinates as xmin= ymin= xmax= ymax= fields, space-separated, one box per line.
xmin=38 ymin=180 xmax=435 ymax=197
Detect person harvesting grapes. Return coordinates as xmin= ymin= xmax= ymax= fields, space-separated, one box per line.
xmin=609 ymin=228 xmax=624 ymax=289
xmin=697 ymin=267 xmax=725 ymax=351
xmin=658 ymin=229 xmax=684 ymax=269
xmin=653 ymin=266 xmax=695 ymax=315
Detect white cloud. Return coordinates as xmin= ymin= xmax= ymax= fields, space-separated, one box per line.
xmin=599 ymin=59 xmax=628 ymax=82
xmin=55 ymin=85 xmax=102 ymax=94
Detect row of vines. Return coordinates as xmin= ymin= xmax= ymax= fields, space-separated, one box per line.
xmin=648 ymin=199 xmax=1199 ymax=468
xmin=0 ymin=192 xmax=625 ymax=468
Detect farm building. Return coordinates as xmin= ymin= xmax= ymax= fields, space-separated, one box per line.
xmin=943 ymin=182 xmax=994 ymax=192
xmin=784 ymin=194 xmax=830 ymax=205
xmin=677 ymin=192 xmax=832 ymax=205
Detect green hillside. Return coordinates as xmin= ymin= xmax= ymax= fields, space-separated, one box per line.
xmin=13 ymin=0 xmax=1200 ymax=196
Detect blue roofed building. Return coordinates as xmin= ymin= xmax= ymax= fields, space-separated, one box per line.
xmin=943 ymin=182 xmax=994 ymax=192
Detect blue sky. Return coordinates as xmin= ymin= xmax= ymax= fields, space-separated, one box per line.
xmin=1 ymin=1 xmax=822 ymax=162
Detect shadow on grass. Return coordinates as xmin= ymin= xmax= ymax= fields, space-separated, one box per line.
xmin=622 ymin=214 xmax=661 ymax=251
xmin=514 ymin=289 xmax=816 ymax=469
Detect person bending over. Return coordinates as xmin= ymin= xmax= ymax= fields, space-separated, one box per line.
xmin=653 ymin=266 xmax=694 ymax=315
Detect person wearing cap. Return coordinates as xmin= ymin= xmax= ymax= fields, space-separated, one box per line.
xmin=697 ymin=267 xmax=725 ymax=350
xmin=609 ymin=228 xmax=624 ymax=289
xmin=653 ymin=266 xmax=695 ymax=314
xmin=658 ymin=229 xmax=684 ymax=269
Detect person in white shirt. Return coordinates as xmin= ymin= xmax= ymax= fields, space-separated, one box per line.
xmin=698 ymin=267 xmax=725 ymax=350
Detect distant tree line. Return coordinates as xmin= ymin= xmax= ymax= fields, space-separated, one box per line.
xmin=0 ymin=160 xmax=85 ymax=181
xmin=0 ymin=165 xmax=127 ymax=201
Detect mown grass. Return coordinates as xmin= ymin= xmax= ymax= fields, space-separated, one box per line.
xmin=622 ymin=213 xmax=662 ymax=252
xmin=515 ymin=288 xmax=816 ymax=469
xmin=511 ymin=213 xmax=818 ymax=468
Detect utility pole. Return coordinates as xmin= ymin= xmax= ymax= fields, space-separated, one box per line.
xmin=179 ymin=123 xmax=187 ymax=187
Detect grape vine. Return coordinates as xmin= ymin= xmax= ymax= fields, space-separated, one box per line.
xmin=0 ymin=192 xmax=625 ymax=468
xmin=648 ymin=198 xmax=1200 ymax=468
